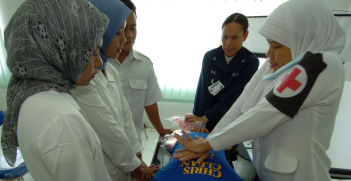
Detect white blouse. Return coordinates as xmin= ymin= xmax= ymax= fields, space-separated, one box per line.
xmin=17 ymin=91 xmax=111 ymax=181
xmin=109 ymin=49 xmax=163 ymax=144
xmin=72 ymin=63 xmax=142 ymax=175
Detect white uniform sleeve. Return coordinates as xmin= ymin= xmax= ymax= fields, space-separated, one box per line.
xmin=116 ymin=71 xmax=143 ymax=154
xmin=208 ymin=53 xmax=344 ymax=151
xmin=36 ymin=112 xmax=112 ymax=181
xmin=208 ymin=99 xmax=290 ymax=151
xmin=210 ymin=59 xmax=270 ymax=134
xmin=72 ymin=83 xmax=141 ymax=172
xmin=144 ymin=64 xmax=163 ymax=107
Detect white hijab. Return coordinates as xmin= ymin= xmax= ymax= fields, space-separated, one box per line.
xmin=242 ymin=0 xmax=346 ymax=113
xmin=258 ymin=0 xmax=346 ymax=60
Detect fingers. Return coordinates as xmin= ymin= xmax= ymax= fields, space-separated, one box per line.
xmin=173 ymin=150 xmax=190 ymax=159
xmin=173 ymin=152 xmax=186 ymax=159
xmin=182 ymin=130 xmax=194 ymax=141
xmin=140 ymin=172 xmax=145 ymax=181
xmin=195 ymin=134 xmax=205 ymax=140
xmin=175 ymin=148 xmax=188 ymax=153
xmin=174 ymin=131 xmax=193 ymax=148
xmin=130 ymin=174 xmax=134 ymax=180
xmin=147 ymin=172 xmax=152 ymax=181
xmin=164 ymin=129 xmax=173 ymax=134
xmin=197 ymin=152 xmax=209 ymax=164
xmin=184 ymin=116 xmax=189 ymax=122
xmin=173 ymin=153 xmax=180 ymax=159
xmin=143 ymin=170 xmax=149 ymax=181
xmin=192 ymin=127 xmax=209 ymax=133
xmin=174 ymin=150 xmax=202 ymax=162
xmin=179 ymin=153 xmax=196 ymax=162
xmin=185 ymin=115 xmax=196 ymax=122
xmin=195 ymin=134 xmax=201 ymax=139
xmin=194 ymin=128 xmax=202 ymax=132
xmin=149 ymin=165 xmax=160 ymax=173
xmin=174 ymin=133 xmax=187 ymax=146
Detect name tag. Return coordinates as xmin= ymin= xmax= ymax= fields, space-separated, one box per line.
xmin=208 ymin=81 xmax=225 ymax=96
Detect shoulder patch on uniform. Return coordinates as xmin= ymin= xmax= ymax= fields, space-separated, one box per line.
xmin=134 ymin=50 xmax=153 ymax=64
xmin=265 ymin=52 xmax=326 ymax=118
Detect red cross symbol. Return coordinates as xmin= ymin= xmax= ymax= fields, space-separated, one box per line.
xmin=276 ymin=68 xmax=302 ymax=93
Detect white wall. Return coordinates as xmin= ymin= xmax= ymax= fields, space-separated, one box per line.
xmin=0 ymin=88 xmax=6 ymax=111
xmin=327 ymin=81 xmax=351 ymax=169
xmin=1 ymin=0 xmax=25 ymax=112
xmin=321 ymin=0 xmax=351 ymax=14
xmin=0 ymin=0 xmax=25 ymax=37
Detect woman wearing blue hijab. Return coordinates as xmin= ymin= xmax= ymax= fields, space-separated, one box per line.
xmin=72 ymin=0 xmax=158 ymax=180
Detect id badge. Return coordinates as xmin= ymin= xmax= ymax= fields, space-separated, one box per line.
xmin=208 ymin=80 xmax=225 ymax=96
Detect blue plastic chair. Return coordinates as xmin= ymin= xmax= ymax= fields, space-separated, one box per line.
xmin=0 ymin=111 xmax=4 ymax=127
xmin=0 ymin=111 xmax=28 ymax=181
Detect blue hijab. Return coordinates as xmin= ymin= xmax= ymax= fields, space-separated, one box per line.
xmin=89 ymin=0 xmax=131 ymax=70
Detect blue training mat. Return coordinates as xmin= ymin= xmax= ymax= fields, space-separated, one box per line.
xmin=152 ymin=132 xmax=244 ymax=181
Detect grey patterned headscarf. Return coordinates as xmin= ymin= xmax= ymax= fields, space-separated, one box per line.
xmin=2 ymin=0 xmax=108 ymax=166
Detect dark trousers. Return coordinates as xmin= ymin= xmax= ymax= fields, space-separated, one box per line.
xmin=252 ymin=174 xmax=260 ymax=181
xmin=225 ymin=144 xmax=239 ymax=168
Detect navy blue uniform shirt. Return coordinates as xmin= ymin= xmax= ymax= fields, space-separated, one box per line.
xmin=193 ymin=46 xmax=259 ymax=132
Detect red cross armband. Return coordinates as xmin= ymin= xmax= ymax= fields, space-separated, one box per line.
xmin=265 ymin=52 xmax=327 ymax=118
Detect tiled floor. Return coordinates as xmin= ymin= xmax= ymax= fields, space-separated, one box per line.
xmin=233 ymin=141 xmax=255 ymax=181
xmin=140 ymin=128 xmax=160 ymax=166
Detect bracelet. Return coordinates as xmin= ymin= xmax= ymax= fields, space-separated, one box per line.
xmin=203 ymin=115 xmax=209 ymax=123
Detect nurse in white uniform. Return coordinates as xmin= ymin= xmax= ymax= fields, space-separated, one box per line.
xmin=1 ymin=0 xmax=111 ymax=180
xmin=111 ymin=0 xmax=172 ymax=144
xmin=173 ymin=0 xmax=346 ymax=181
xmin=72 ymin=0 xmax=157 ymax=180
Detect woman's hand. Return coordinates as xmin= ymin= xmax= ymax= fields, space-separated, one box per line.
xmin=159 ymin=128 xmax=173 ymax=135
xmin=173 ymin=149 xmax=209 ymax=164
xmin=173 ymin=130 xmax=212 ymax=153
xmin=130 ymin=166 xmax=143 ymax=181
xmin=131 ymin=156 xmax=155 ymax=181
xmin=184 ymin=114 xmax=207 ymax=124
xmin=192 ymin=127 xmax=210 ymax=133
xmin=148 ymin=164 xmax=160 ymax=177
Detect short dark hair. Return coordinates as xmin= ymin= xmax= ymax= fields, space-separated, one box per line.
xmin=222 ymin=13 xmax=249 ymax=34
xmin=120 ymin=0 xmax=137 ymax=18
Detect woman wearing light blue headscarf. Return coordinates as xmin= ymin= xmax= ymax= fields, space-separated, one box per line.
xmin=90 ymin=0 xmax=130 ymax=70
xmin=71 ymin=0 xmax=157 ymax=180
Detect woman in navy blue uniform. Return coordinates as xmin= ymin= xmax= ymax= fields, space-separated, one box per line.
xmin=186 ymin=13 xmax=259 ymax=132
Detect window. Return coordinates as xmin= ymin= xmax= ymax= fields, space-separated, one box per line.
xmin=0 ymin=0 xmax=288 ymax=96
xmin=132 ymin=0 xmax=288 ymax=102
xmin=0 ymin=29 xmax=10 ymax=88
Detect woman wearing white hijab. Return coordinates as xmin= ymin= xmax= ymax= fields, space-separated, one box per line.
xmin=2 ymin=0 xmax=111 ymax=180
xmin=173 ymin=0 xmax=346 ymax=180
